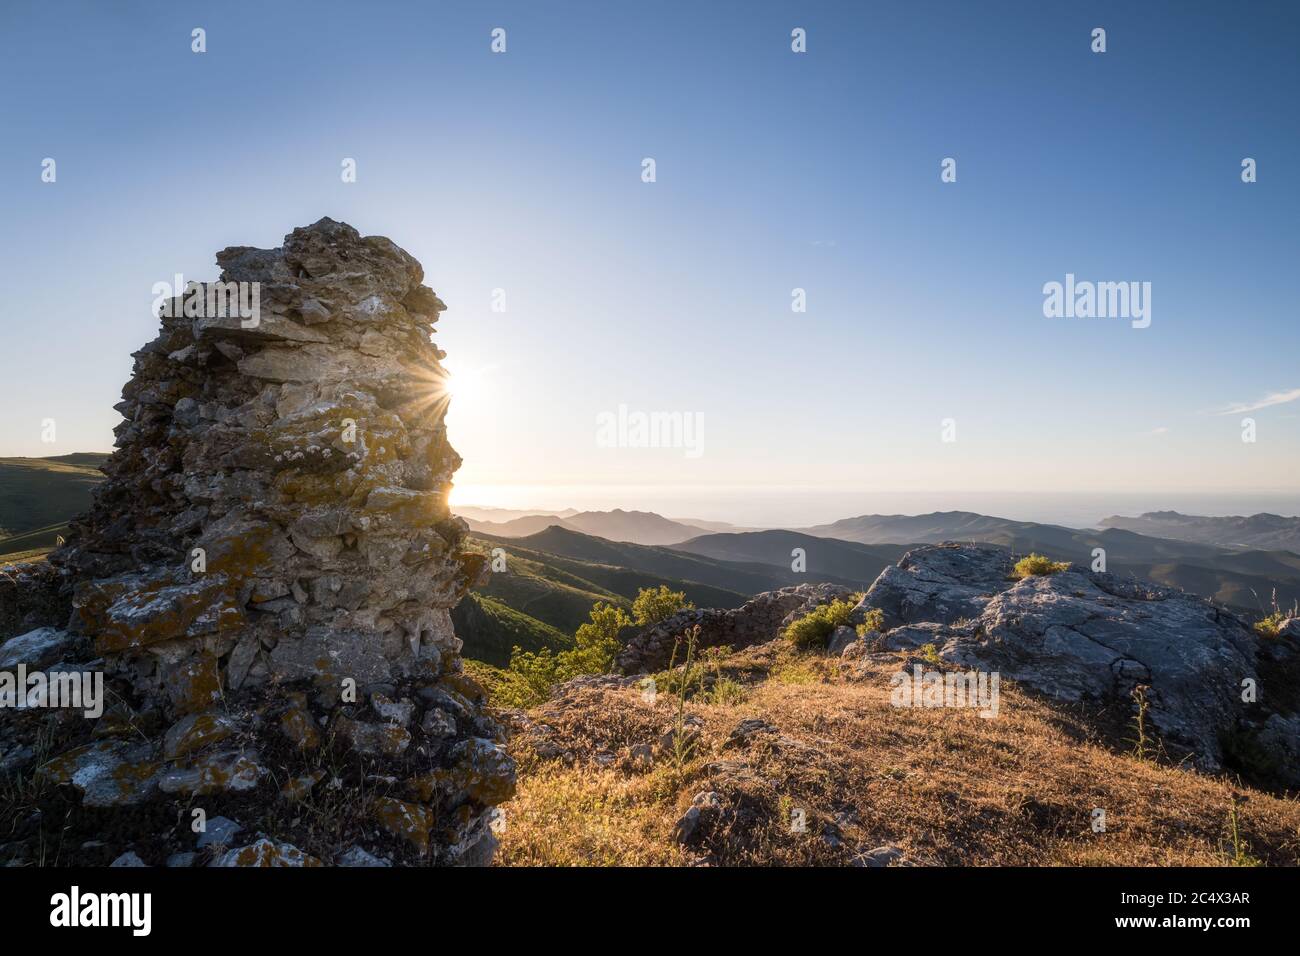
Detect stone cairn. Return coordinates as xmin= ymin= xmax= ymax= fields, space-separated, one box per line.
xmin=0 ymin=218 xmax=514 ymax=866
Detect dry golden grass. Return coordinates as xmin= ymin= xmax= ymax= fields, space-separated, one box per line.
xmin=494 ymin=765 xmax=687 ymax=866
xmin=496 ymin=644 xmax=1300 ymax=867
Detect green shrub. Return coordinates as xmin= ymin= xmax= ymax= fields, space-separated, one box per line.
xmin=632 ymin=585 xmax=693 ymax=626
xmin=856 ymin=607 xmax=885 ymax=637
xmin=502 ymin=601 xmax=632 ymax=708
xmin=783 ymin=599 xmax=856 ymax=650
xmin=1011 ymin=553 xmax=1070 ymax=579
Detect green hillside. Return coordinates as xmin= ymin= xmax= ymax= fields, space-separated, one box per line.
xmin=450 ymin=592 xmax=573 ymax=667
xmin=0 ymin=454 xmax=108 ymax=561
xmin=453 ymin=532 xmax=756 ymax=663
xmin=482 ymin=525 xmax=856 ymax=592
xmin=0 ymin=522 xmax=75 ymax=561
xmin=1110 ymin=560 xmax=1300 ymax=617
xmin=672 ymin=529 xmax=906 ymax=583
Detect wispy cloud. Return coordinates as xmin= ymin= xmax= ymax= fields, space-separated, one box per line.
xmin=1217 ymin=387 xmax=1300 ymax=415
xmin=1140 ymin=426 xmax=1169 ymax=436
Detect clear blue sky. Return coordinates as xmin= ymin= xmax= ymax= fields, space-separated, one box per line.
xmin=1 ymin=1 xmax=1297 ymax=524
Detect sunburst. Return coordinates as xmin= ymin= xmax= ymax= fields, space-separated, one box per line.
xmin=399 ymin=358 xmax=455 ymax=424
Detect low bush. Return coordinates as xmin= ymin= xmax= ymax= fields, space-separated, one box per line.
xmin=856 ymin=607 xmax=885 ymax=637
xmin=783 ymin=599 xmax=856 ymax=650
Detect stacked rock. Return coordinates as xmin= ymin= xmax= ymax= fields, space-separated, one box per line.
xmin=0 ymin=218 xmax=514 ymax=866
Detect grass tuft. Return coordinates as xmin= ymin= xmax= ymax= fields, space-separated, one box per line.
xmin=1011 ymin=553 xmax=1070 ymax=580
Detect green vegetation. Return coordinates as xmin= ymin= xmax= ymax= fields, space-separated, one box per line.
xmin=770 ymin=658 xmax=826 ymax=684
xmin=856 ymin=607 xmax=885 ymax=638
xmin=460 ymin=658 xmax=518 ymax=707
xmin=469 ymin=542 xmax=632 ymax=635
xmin=706 ymin=675 xmax=745 ymax=705
xmin=1226 ymin=795 xmax=1262 ymax=867
xmin=782 ymin=598 xmax=856 ymax=650
xmin=1250 ymin=593 xmax=1294 ymax=638
xmin=1127 ymin=685 xmax=1155 ymax=762
xmin=1011 ymin=553 xmax=1070 ymax=579
xmin=700 ymin=647 xmax=745 ymax=705
xmin=652 ymin=644 xmax=743 ymax=706
xmin=632 ymin=584 xmax=692 ymax=626
xmin=486 ymin=601 xmax=632 ymax=708
xmin=0 ymin=455 xmax=107 ymax=561
xmin=665 ymin=625 xmax=702 ymax=769
xmin=474 ymin=583 xmax=705 ymax=708
xmin=919 ymin=642 xmax=942 ymax=666
xmin=1237 ymin=587 xmax=1289 ymax=639
xmin=451 ymin=534 xmax=746 ymax=664
xmin=1253 ymin=611 xmax=1286 ymax=638
xmin=449 ymin=593 xmax=571 ymax=667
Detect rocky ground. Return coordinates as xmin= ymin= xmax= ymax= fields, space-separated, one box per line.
xmin=495 ymin=545 xmax=1300 ymax=866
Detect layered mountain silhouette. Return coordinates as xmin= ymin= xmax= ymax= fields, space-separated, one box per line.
xmin=1102 ymin=510 xmax=1300 ymax=553
xmin=465 ymin=508 xmax=708 ymax=545
xmin=672 ymin=529 xmax=907 ymax=582
xmin=731 ymin=513 xmax=1300 ymax=616
xmin=7 ymin=464 xmax=1300 ymax=659
xmin=453 ymin=526 xmax=799 ymax=665
xmin=455 ymin=506 xmax=580 ymax=523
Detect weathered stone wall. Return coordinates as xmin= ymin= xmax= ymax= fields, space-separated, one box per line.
xmin=0 ymin=219 xmax=513 ymax=866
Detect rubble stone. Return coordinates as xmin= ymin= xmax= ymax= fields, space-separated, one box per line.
xmin=1 ymin=219 xmax=513 ymax=865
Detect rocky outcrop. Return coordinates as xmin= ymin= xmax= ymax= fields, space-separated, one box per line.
xmin=1253 ymin=713 xmax=1300 ymax=787
xmin=854 ymin=542 xmax=1013 ymax=629
xmin=615 ymin=582 xmax=855 ymax=674
xmin=0 ymin=218 xmax=513 ymax=866
xmin=848 ymin=543 xmax=1276 ymax=773
xmin=611 ymin=541 xmax=1296 ymax=783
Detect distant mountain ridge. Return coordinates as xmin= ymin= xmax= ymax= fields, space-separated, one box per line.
xmin=688 ymin=510 xmax=1300 ymax=617
xmin=452 ymin=524 xmax=896 ymax=664
xmin=465 ymin=514 xmax=581 ymax=538
xmin=463 ymin=514 xmax=1300 ymax=661
xmin=801 ymin=510 xmax=1077 ymax=546
xmin=454 ymin=505 xmax=579 ymax=523
xmin=1101 ymin=511 xmax=1300 ymax=553
xmin=9 ymin=469 xmax=1300 ymax=649
xmin=673 ymin=529 xmax=907 ymax=584
xmin=464 ymin=508 xmax=709 ymax=545
xmin=482 ymin=525 xmax=864 ymax=592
